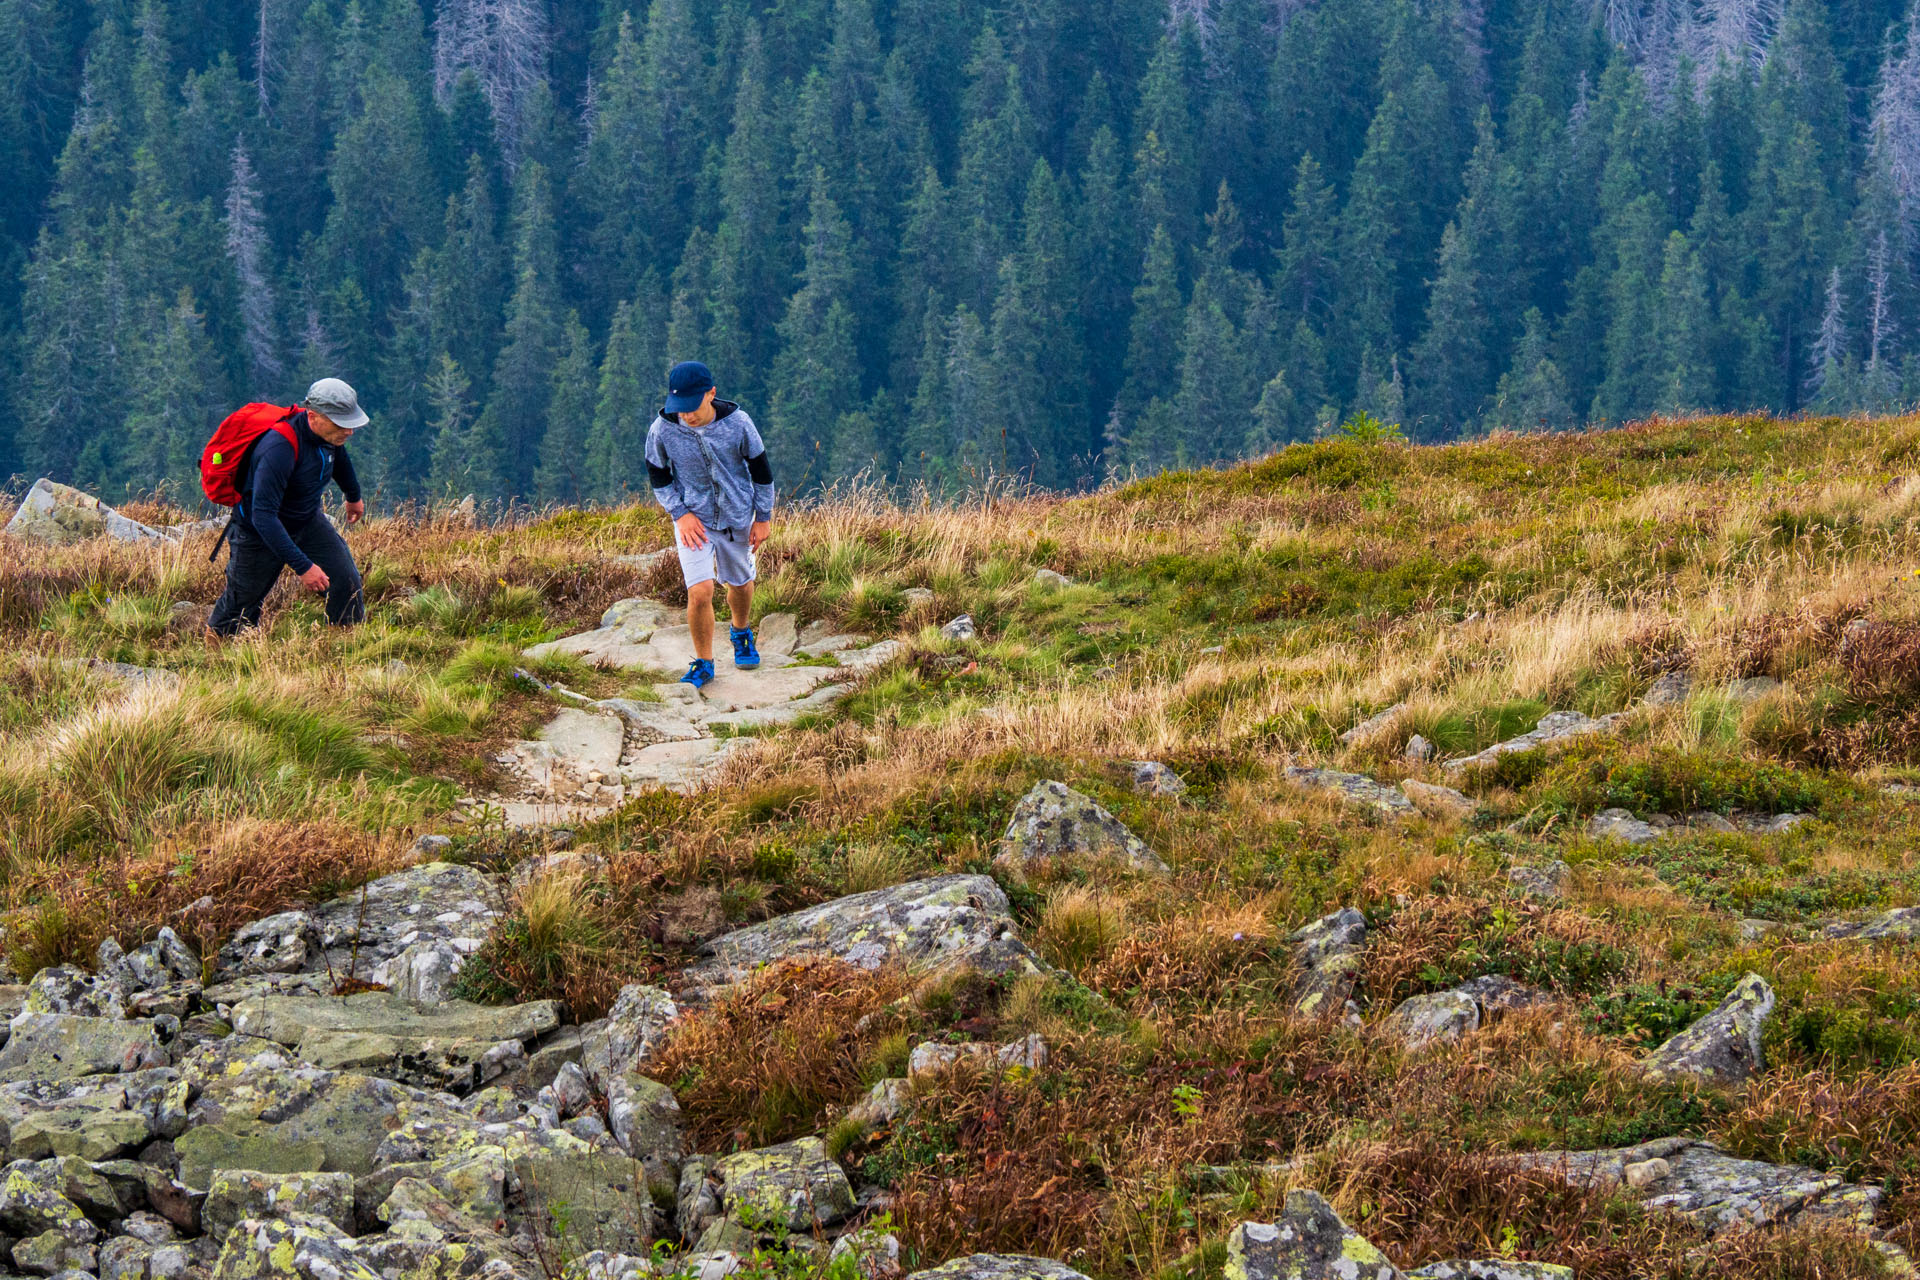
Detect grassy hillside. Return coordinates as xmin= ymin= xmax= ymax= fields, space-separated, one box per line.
xmin=4 ymin=413 xmax=1920 ymax=1277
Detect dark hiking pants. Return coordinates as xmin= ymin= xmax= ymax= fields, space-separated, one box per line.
xmin=207 ymin=517 xmax=365 ymax=635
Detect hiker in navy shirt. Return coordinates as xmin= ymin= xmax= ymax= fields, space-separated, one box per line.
xmin=208 ymin=379 xmax=370 ymax=635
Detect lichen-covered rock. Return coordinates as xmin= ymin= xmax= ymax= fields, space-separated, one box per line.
xmin=842 ymin=1078 xmax=911 ymax=1143
xmin=713 ymin=1136 xmax=854 ymax=1232
xmin=1825 ymin=908 xmax=1920 ymax=942
xmin=229 ymin=991 xmax=559 ymax=1092
xmin=1642 ymin=973 xmax=1773 ymax=1084
xmin=4 ymin=479 xmax=174 ymax=545
xmin=908 ymin=1034 xmax=1048 ymax=1078
xmin=0 ymin=1015 xmax=167 ymax=1083
xmin=1444 ymin=711 xmax=1626 ymax=772
xmin=1283 ymin=768 xmax=1417 ymax=820
xmin=121 ymin=929 xmax=202 ymax=993
xmin=1506 ymin=861 xmax=1571 ymax=902
xmin=387 ymin=940 xmax=467 ymax=1006
xmin=1226 ymin=1190 xmax=1404 ymax=1280
xmin=605 ymin=1072 xmax=683 ymax=1186
xmin=26 ymin=964 xmax=129 ymax=1018
xmin=940 ymin=615 xmax=976 ymax=640
xmin=1287 ymin=908 xmax=1366 ymax=1019
xmin=12 ymin=1224 xmax=98 ymax=1274
xmin=99 ymin=1234 xmax=157 ymax=1280
xmin=1340 ymin=703 xmax=1406 ymax=745
xmin=676 ymin=1157 xmax=720 ymax=1241
xmin=578 ymin=985 xmax=679 ymax=1087
xmin=216 ymin=911 xmax=322 ymax=979
xmin=1382 ymin=990 xmax=1479 ymax=1050
xmin=1587 ymin=808 xmax=1661 ymax=844
xmin=906 ymin=1255 xmax=1092 ymax=1280
xmin=1451 ymin=975 xmax=1554 ymax=1014
xmin=203 ymin=1170 xmax=355 ymax=1242
xmin=0 ymin=1160 xmax=100 ymax=1240
xmin=510 ymin=1148 xmax=652 ymax=1256
xmin=995 ymin=781 xmax=1170 ymax=876
xmin=8 ymin=1104 xmax=153 ymax=1160
xmin=1128 ymin=762 xmax=1188 ymax=797
xmin=1407 ymin=1264 xmax=1573 ymax=1280
xmin=1515 ymin=1138 xmax=1881 ymax=1236
xmin=682 ymin=875 xmax=1043 ymax=996
xmin=209 ymin=1213 xmax=380 ymax=1280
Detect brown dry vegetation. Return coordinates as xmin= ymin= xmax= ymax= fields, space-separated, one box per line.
xmin=3 ymin=415 xmax=1920 ymax=1274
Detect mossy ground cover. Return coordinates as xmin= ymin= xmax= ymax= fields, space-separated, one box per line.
xmin=3 ymin=414 xmax=1920 ymax=1274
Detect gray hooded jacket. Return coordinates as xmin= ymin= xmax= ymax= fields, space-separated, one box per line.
xmin=643 ymin=401 xmax=775 ymax=531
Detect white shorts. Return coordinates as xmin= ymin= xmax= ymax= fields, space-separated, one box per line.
xmin=675 ymin=523 xmax=756 ymax=588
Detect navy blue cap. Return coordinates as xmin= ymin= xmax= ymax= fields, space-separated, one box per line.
xmin=664 ymin=361 xmax=715 ymax=414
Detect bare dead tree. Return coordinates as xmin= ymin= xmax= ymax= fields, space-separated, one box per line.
xmin=224 ymin=143 xmax=283 ymax=388
xmin=432 ymin=0 xmax=552 ymax=164
xmin=1873 ymin=4 xmax=1920 ymax=224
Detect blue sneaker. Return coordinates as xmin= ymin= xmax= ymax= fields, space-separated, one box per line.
xmin=680 ymin=658 xmax=715 ymax=688
xmin=730 ymin=626 xmax=761 ymax=669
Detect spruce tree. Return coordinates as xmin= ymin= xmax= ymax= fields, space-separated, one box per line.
xmin=1487 ymin=308 xmax=1574 ymax=432
xmin=535 ymin=314 xmax=597 ymax=503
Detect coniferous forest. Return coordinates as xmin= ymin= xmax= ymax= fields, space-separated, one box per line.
xmin=7 ymin=0 xmax=1920 ymax=503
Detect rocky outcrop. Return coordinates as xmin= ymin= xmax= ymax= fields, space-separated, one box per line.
xmin=1444 ymin=710 xmax=1626 ymax=772
xmin=995 ymin=780 xmax=1171 ymax=876
xmin=1824 ymin=907 xmax=1920 ymax=942
xmin=4 ymin=479 xmax=180 ymax=546
xmin=229 ymin=990 xmax=561 ymax=1091
xmin=1128 ymin=761 xmax=1188 ymax=797
xmin=680 ymin=875 xmax=1044 ymax=998
xmin=1287 ymin=908 xmax=1366 ymax=1019
xmin=1283 ymin=768 xmax=1417 ymax=820
xmin=1589 ymin=808 xmax=1812 ymax=843
xmin=1641 ymin=973 xmax=1774 ymax=1084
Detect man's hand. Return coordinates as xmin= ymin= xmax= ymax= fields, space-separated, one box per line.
xmin=749 ymin=520 xmax=771 ymax=551
xmin=344 ymin=500 xmax=365 ymax=526
xmin=299 ymin=564 xmax=331 ymax=593
xmin=676 ymin=512 xmax=708 ymax=549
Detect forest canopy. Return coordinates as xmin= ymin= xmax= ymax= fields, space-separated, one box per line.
xmin=3 ymin=0 xmax=1917 ymax=504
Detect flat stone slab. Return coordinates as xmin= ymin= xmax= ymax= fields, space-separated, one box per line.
xmin=681 ymin=874 xmax=1044 ymax=998
xmin=1283 ymin=768 xmax=1417 ymax=819
xmin=1445 ymin=710 xmax=1627 ymax=772
xmin=702 ymin=683 xmax=853 ymax=731
xmin=533 ymin=708 xmax=625 ymax=777
xmin=620 ymin=738 xmax=747 ymax=793
xmin=231 ymin=992 xmax=560 ymax=1091
xmin=1513 ymin=1137 xmax=1882 ymax=1235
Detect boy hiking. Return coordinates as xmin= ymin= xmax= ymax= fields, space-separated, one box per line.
xmin=644 ymin=361 xmax=776 ymax=688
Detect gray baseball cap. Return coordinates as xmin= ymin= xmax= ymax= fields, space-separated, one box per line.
xmin=302 ymin=377 xmax=370 ymax=430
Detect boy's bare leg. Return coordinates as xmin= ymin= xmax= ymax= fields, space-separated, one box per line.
xmin=688 ymin=580 xmax=715 ymax=661
xmin=727 ymin=582 xmax=754 ymax=632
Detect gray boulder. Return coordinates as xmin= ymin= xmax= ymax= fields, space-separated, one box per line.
xmin=0 ymin=1015 xmax=167 ymax=1083
xmin=208 ymin=1214 xmax=379 ymax=1280
xmin=579 ymin=984 xmax=680 ymax=1087
xmin=229 ymin=991 xmax=559 ymax=1092
xmin=1642 ymin=973 xmax=1774 ymax=1084
xmin=1227 ymin=1189 xmax=1404 ymax=1280
xmin=1824 ymin=907 xmax=1920 ymax=942
xmin=1340 ymin=703 xmax=1406 ymax=745
xmin=1408 ymin=1265 xmax=1572 ymax=1279
xmin=1284 ymin=768 xmax=1418 ymax=820
xmin=1644 ymin=672 xmax=1693 ymax=706
xmin=1444 ymin=710 xmax=1626 ymax=772
xmin=907 ymin=1258 xmax=1092 ymax=1280
xmin=1288 ymin=908 xmax=1366 ymax=1019
xmin=1399 ymin=779 xmax=1475 ymax=822
xmin=1507 ymin=861 xmax=1572 ymax=901
xmin=4 ymin=479 xmax=174 ymax=546
xmin=25 ymin=965 xmax=127 ymax=1018
xmin=1587 ymin=808 xmax=1661 ymax=844
xmin=995 ymin=780 xmax=1170 ymax=876
xmin=202 ymin=1170 xmax=355 ymax=1242
xmin=1128 ymin=761 xmax=1187 ymax=797
xmin=681 ymin=875 xmax=1043 ymax=997
xmin=941 ymin=615 xmax=977 ymax=640
xmin=1382 ymin=989 xmax=1479 ymax=1050
xmin=713 ymin=1136 xmax=854 ymax=1232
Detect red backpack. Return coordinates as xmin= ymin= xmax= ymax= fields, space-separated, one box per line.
xmin=200 ymin=403 xmax=300 ymax=506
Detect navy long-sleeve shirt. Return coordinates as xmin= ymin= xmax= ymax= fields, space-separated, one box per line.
xmin=238 ymin=412 xmax=361 ymax=574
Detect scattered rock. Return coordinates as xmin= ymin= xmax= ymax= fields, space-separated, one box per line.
xmin=995 ymin=780 xmax=1171 ymax=876
xmin=1443 ymin=710 xmax=1626 ymax=772
xmin=714 ymin=1136 xmax=854 ymax=1232
xmin=1515 ymin=1137 xmax=1884 ymax=1236
xmin=1641 ymin=973 xmax=1774 ymax=1084
xmin=681 ymin=875 xmax=1043 ymax=998
xmin=906 ymin=1255 xmax=1092 ymax=1280
xmin=1588 ymin=808 xmax=1662 ymax=844
xmin=410 ymin=833 xmax=452 ymax=856
xmin=1382 ymin=989 xmax=1479 ymax=1050
xmin=908 ymin=1034 xmax=1048 ymax=1078
xmin=82 ymin=659 xmax=182 ymax=691
xmin=1403 ymin=734 xmax=1434 ymax=762
xmin=1287 ymin=908 xmax=1366 ymax=1020
xmin=1824 ymin=908 xmax=1920 ymax=942
xmin=1399 ymin=778 xmax=1476 ymax=822
xmin=1739 ymin=918 xmax=1783 ymax=943
xmin=941 ymin=614 xmax=976 ymax=640
xmin=1340 ymin=702 xmax=1405 ymax=745
xmin=1127 ymin=760 xmax=1187 ymax=797
xmin=1507 ymin=861 xmax=1571 ymax=901
xmin=1228 ymin=1188 xmax=1403 ymax=1280
xmin=1284 ymin=767 xmax=1417 ymax=820
xmin=1644 ymin=672 xmax=1693 ymax=706
xmin=1033 ymin=569 xmax=1071 ymax=589
xmin=842 ymin=1078 xmax=911 ymax=1143
xmin=4 ymin=479 xmax=176 ymax=545
xmin=901 ymin=587 xmax=935 ymax=608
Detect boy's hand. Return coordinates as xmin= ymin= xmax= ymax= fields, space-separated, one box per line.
xmin=676 ymin=512 xmax=708 ymax=549
xmin=749 ymin=520 xmax=771 ymax=551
